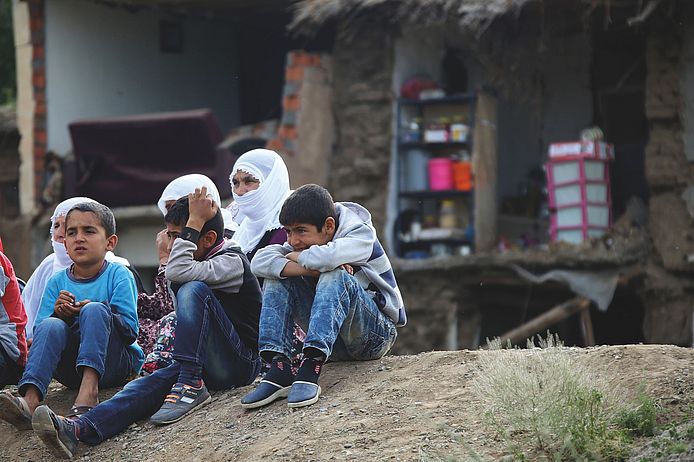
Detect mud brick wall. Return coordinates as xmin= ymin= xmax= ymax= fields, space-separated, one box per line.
xmin=328 ymin=25 xmax=394 ymax=234
xmin=641 ymin=21 xmax=694 ymax=345
xmin=326 ymin=25 xmax=478 ymax=353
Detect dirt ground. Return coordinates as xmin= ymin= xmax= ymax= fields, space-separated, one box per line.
xmin=1 ymin=344 xmax=692 ymax=461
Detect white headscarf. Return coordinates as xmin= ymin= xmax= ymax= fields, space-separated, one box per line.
xmin=157 ymin=174 xmax=236 ymax=232
xmin=230 ymin=149 xmax=290 ymax=254
xmin=22 ymin=197 xmax=130 ymax=339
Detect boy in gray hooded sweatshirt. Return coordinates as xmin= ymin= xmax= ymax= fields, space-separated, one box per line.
xmin=242 ymin=184 xmax=407 ymax=409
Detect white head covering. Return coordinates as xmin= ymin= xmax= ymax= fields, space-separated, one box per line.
xmin=50 ymin=197 xmax=97 ymax=271
xmin=22 ymin=196 xmax=130 ymax=339
xmin=229 ymin=149 xmax=290 ymax=254
xmin=157 ymin=173 xmax=236 ymax=232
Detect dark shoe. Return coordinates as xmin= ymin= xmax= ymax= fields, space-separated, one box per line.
xmin=287 ymin=356 xmax=324 ymax=408
xmin=0 ymin=390 xmax=33 ymax=430
xmin=32 ymin=405 xmax=79 ymax=459
xmin=149 ymin=382 xmax=211 ymax=425
xmin=241 ymin=357 xmax=293 ymax=409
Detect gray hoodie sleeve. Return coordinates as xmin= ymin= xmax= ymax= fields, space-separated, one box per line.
xmin=165 ymin=239 xmax=244 ymax=292
xmin=250 ymin=243 xmax=293 ymax=279
xmin=297 ymin=222 xmax=375 ymax=272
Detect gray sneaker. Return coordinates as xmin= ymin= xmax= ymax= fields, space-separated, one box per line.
xmin=32 ymin=405 xmax=79 ymax=459
xmin=149 ymin=382 xmax=211 ymax=425
xmin=0 ymin=391 xmax=33 ymax=430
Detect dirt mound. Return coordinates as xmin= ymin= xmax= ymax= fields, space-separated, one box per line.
xmin=1 ymin=345 xmax=692 ymax=461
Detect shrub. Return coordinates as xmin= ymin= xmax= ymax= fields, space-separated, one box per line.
xmin=472 ymin=333 xmax=635 ymax=461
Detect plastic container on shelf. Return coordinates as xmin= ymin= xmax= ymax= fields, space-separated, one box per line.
xmin=428 ymin=158 xmax=454 ymax=190
xmin=405 ymin=149 xmax=429 ymax=191
xmin=439 ymin=200 xmax=457 ymax=229
xmin=452 ymin=152 xmax=473 ymax=191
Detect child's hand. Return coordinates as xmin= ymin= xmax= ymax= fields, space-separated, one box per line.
xmin=187 ymin=187 xmax=217 ymax=230
xmin=156 ymin=229 xmax=170 ymax=264
xmin=340 ymin=264 xmax=354 ymax=275
xmin=54 ymin=290 xmax=82 ymax=319
xmin=286 ymin=251 xmax=301 ymax=263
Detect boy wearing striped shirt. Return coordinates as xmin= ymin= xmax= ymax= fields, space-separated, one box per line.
xmin=243 ymin=184 xmax=407 ymax=409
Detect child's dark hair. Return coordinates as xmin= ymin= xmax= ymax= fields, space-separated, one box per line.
xmin=165 ymin=196 xmax=224 ymax=244
xmin=279 ymin=184 xmax=336 ymax=231
xmin=66 ymin=202 xmax=116 ymax=236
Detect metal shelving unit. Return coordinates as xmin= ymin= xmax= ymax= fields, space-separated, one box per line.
xmin=394 ymin=93 xmax=477 ymax=258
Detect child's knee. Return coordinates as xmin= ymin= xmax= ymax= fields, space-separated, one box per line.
xmin=318 ymin=268 xmax=351 ymax=285
xmin=78 ymin=301 xmax=110 ymax=321
xmin=34 ymin=316 xmax=69 ymax=337
xmin=175 ymin=280 xmax=210 ymax=302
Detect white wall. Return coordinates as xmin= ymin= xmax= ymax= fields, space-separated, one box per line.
xmin=497 ymin=33 xmax=592 ymax=199
xmin=46 ymin=0 xmax=240 ymax=155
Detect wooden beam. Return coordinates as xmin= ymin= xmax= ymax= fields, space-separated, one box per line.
xmin=491 ymin=297 xmax=591 ymax=347
xmin=472 ymin=91 xmax=498 ymax=252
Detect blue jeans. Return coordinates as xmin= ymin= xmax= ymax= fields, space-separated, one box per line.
xmin=259 ymin=269 xmax=397 ymax=361
xmin=79 ymin=281 xmax=260 ymax=444
xmin=0 ymin=346 xmax=22 ymax=388
xmin=18 ymin=302 xmax=134 ymax=400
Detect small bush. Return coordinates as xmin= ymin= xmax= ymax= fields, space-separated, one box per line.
xmin=472 ymin=333 xmax=642 ymax=461
xmin=615 ymin=387 xmax=657 ymax=437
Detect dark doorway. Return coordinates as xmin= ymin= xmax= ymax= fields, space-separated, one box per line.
xmin=592 ymin=26 xmax=650 ymax=218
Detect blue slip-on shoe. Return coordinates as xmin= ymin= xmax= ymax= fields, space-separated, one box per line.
xmin=287 ymin=381 xmax=322 ymax=408
xmin=149 ymin=382 xmax=211 ymax=426
xmin=32 ymin=405 xmax=79 ymax=459
xmin=241 ymin=381 xmax=291 ymax=409
xmin=0 ymin=390 xmax=33 ymax=430
xmin=241 ymin=355 xmax=293 ymax=409
xmin=287 ymin=356 xmax=324 ymax=409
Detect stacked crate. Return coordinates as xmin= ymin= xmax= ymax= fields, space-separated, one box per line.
xmin=545 ymin=141 xmax=614 ymax=244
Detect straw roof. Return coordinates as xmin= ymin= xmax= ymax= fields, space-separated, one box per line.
xmin=290 ymin=0 xmax=535 ymax=35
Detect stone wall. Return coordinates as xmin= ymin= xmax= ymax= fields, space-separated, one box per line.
xmin=328 ymin=24 xmax=394 ymax=234
xmin=641 ymin=17 xmax=694 ymax=346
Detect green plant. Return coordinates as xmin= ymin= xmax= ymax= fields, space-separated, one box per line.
xmin=472 ymin=333 xmax=638 ymax=461
xmin=615 ymin=386 xmax=657 ymax=437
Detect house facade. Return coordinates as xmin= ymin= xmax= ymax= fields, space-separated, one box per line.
xmin=7 ymin=0 xmax=694 ymax=350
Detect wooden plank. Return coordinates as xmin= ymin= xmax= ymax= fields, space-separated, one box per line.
xmin=472 ymin=91 xmax=498 ymax=252
xmin=491 ymin=297 xmax=591 ymax=347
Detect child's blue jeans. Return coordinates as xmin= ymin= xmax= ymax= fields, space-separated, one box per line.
xmin=77 ymin=281 xmax=260 ymax=444
xmin=17 ymin=302 xmax=134 ymax=400
xmin=259 ymin=269 xmax=397 ymax=361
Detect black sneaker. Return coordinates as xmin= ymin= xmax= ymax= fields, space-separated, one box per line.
xmin=149 ymin=382 xmax=211 ymax=425
xmin=287 ymin=356 xmax=324 ymax=408
xmin=32 ymin=405 xmax=79 ymax=459
xmin=241 ymin=356 xmax=294 ymax=409
xmin=0 ymin=390 xmax=33 ymax=430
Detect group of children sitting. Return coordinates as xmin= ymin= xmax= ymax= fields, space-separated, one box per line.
xmin=0 ymin=148 xmax=407 ymax=459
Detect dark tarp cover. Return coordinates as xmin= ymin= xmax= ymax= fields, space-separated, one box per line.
xmin=67 ymin=109 xmax=235 ymax=207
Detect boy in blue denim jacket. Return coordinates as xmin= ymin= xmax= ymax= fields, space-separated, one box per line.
xmin=0 ymin=202 xmax=142 ymax=428
xmin=242 ymin=184 xmax=407 ymax=409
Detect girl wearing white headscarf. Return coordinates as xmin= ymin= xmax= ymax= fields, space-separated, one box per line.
xmin=228 ymin=149 xmax=306 ymax=374
xmin=21 ymin=197 xmax=130 ymax=340
xmin=230 ymin=149 xmax=291 ymax=255
xmin=157 ymin=173 xmax=236 ymax=235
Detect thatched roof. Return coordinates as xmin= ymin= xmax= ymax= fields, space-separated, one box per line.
xmin=290 ymin=0 xmax=535 ymax=35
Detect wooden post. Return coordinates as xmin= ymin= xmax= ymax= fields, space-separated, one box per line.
xmin=472 ymin=91 xmax=498 ymax=252
xmin=492 ymin=297 xmax=591 ymax=347
xmin=580 ymin=308 xmax=595 ymax=346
